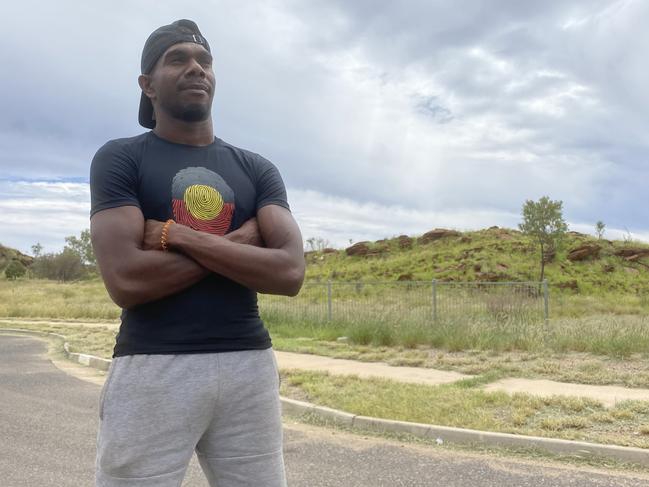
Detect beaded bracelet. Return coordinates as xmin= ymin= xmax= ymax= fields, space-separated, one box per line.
xmin=161 ymin=219 xmax=175 ymax=251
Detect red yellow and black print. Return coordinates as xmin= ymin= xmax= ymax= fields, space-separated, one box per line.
xmin=171 ymin=167 xmax=235 ymax=236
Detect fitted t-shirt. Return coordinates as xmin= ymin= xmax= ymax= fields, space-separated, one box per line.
xmin=89 ymin=131 xmax=290 ymax=358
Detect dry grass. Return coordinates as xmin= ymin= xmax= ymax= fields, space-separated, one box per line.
xmin=280 ymin=369 xmax=649 ymax=448
xmin=4 ymin=317 xmax=649 ymax=388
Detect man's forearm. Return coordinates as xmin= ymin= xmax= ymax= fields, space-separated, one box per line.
xmin=167 ymin=224 xmax=302 ymax=296
xmin=106 ymin=227 xmax=257 ymax=308
xmin=103 ymin=249 xmax=209 ymax=309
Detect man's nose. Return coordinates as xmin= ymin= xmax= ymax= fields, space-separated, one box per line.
xmin=186 ymin=58 xmax=206 ymax=77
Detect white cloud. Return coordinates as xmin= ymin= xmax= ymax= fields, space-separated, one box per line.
xmin=0 ymin=181 xmax=90 ymax=253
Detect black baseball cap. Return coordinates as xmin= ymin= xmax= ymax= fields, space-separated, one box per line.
xmin=138 ymin=19 xmax=211 ymax=129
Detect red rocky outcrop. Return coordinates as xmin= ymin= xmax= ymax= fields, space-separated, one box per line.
xmin=567 ymin=244 xmax=601 ymax=261
xmin=345 ymin=242 xmax=370 ymax=256
xmin=420 ymin=228 xmax=462 ymax=244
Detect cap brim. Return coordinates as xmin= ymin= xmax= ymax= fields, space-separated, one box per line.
xmin=138 ymin=92 xmax=155 ymax=129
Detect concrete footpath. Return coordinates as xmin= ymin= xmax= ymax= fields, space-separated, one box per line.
xmin=3 ymin=326 xmax=649 ymax=468
xmin=5 ymin=319 xmax=648 ymax=407
xmin=275 ymin=351 xmax=649 ymax=408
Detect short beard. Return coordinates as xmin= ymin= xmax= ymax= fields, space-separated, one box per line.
xmin=160 ymin=100 xmax=211 ymax=124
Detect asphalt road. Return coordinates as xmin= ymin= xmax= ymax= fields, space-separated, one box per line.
xmin=2 ymin=333 xmax=649 ymax=487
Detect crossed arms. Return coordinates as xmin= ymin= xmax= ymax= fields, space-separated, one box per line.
xmin=90 ymin=205 xmax=305 ymax=309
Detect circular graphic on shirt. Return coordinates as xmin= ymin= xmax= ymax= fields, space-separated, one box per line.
xmin=171 ymin=167 xmax=235 ymax=235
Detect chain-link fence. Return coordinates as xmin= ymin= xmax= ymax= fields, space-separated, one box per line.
xmin=258 ymin=280 xmax=549 ymax=328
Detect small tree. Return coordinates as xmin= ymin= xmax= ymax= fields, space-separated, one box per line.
xmin=55 ymin=248 xmax=85 ymax=281
xmin=32 ymin=250 xmax=85 ymax=281
xmin=64 ymin=229 xmax=96 ymax=266
xmin=5 ymin=260 xmax=26 ymax=280
xmin=31 ymin=242 xmax=43 ymax=258
xmin=305 ymin=236 xmax=331 ymax=252
xmin=518 ymin=196 xmax=568 ymax=282
xmin=595 ymin=221 xmax=605 ymax=240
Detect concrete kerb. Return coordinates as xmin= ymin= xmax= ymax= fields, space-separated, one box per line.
xmin=2 ymin=327 xmax=649 ymax=468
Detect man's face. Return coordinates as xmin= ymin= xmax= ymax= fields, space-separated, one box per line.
xmin=145 ymin=42 xmax=215 ymax=124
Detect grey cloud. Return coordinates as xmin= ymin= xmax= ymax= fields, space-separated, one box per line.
xmin=0 ymin=0 xmax=646 ymax=244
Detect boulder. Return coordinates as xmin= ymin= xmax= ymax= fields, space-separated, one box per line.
xmin=397 ymin=235 xmax=413 ymax=249
xmin=345 ymin=242 xmax=370 ymax=257
xmin=322 ymin=248 xmax=337 ymax=254
xmin=419 ymin=228 xmax=462 ymax=244
xmin=567 ymin=244 xmax=600 ymax=261
xmin=366 ymin=246 xmax=389 ymax=258
xmin=615 ymin=248 xmax=649 ymax=259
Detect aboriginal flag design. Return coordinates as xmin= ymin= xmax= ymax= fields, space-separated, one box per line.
xmin=171 ymin=167 xmax=235 ymax=236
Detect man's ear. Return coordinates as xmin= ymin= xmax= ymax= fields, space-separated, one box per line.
xmin=138 ymin=74 xmax=155 ymax=100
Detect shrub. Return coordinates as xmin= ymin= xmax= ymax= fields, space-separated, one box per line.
xmin=4 ymin=260 xmax=27 ymax=280
xmin=31 ymin=249 xmax=85 ymax=281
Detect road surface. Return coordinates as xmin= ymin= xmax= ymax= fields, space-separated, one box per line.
xmin=1 ymin=333 xmax=648 ymax=486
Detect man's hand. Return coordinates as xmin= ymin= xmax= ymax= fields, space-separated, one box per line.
xmin=143 ymin=217 xmax=265 ymax=252
xmin=228 ymin=217 xmax=265 ymax=247
xmin=90 ymin=206 xmax=210 ymax=309
xmin=142 ymin=219 xmax=166 ymax=251
xmin=167 ymin=205 xmax=304 ymax=296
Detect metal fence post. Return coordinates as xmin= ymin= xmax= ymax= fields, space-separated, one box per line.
xmin=432 ymin=279 xmax=437 ymax=323
xmin=327 ymin=280 xmax=333 ymax=321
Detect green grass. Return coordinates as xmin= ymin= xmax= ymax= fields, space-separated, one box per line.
xmin=264 ymin=312 xmax=649 ymax=357
xmin=6 ymin=318 xmax=649 ymax=389
xmin=1 ymin=266 xmax=649 ymax=358
xmin=280 ymin=369 xmax=649 ymax=449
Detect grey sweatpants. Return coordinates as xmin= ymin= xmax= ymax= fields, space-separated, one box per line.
xmin=95 ymin=348 xmax=286 ymax=486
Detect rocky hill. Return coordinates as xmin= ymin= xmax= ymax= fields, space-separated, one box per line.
xmin=304 ymin=226 xmax=649 ymax=295
xmin=0 ymin=244 xmax=33 ymax=272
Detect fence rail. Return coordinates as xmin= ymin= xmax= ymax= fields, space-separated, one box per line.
xmin=258 ymin=279 xmax=549 ymax=327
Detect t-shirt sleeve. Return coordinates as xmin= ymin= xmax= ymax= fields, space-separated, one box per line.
xmin=89 ymin=140 xmax=141 ymax=218
xmin=254 ymin=155 xmax=291 ymax=212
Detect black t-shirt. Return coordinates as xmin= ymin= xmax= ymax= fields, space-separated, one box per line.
xmin=89 ymin=131 xmax=290 ymax=358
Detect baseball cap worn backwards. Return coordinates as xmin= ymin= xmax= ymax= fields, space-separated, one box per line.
xmin=138 ymin=19 xmax=211 ymax=129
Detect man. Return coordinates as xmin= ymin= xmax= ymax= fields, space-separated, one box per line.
xmin=90 ymin=19 xmax=304 ymax=487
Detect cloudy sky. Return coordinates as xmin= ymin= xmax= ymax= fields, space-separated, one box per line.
xmin=1 ymin=0 xmax=647 ymax=254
